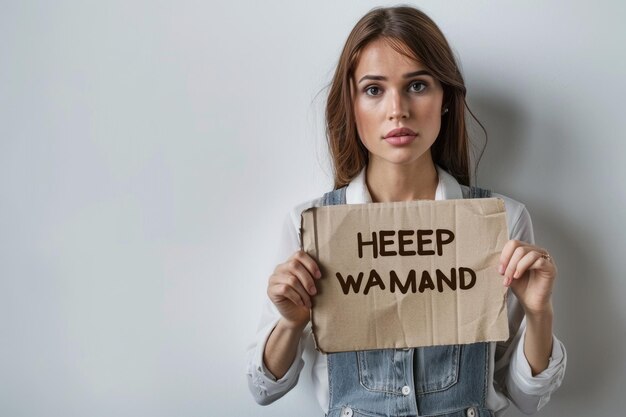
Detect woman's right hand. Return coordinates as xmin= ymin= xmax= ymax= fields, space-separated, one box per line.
xmin=267 ymin=250 xmax=322 ymax=329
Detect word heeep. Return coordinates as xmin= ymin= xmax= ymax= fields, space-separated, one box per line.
xmin=357 ymin=229 xmax=454 ymax=259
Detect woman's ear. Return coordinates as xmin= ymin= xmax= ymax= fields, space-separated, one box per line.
xmin=441 ymin=98 xmax=451 ymax=115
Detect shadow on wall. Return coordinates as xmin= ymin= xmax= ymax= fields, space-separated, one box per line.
xmin=466 ymin=92 xmax=527 ymax=188
xmin=468 ymin=89 xmax=624 ymax=414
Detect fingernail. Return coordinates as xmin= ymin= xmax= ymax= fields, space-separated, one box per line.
xmin=315 ymin=270 xmax=322 ymax=279
xmin=309 ymin=286 xmax=317 ymax=295
xmin=498 ymin=264 xmax=504 ymax=275
xmin=513 ymin=270 xmax=519 ymax=279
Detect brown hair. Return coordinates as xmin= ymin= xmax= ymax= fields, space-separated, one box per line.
xmin=325 ymin=5 xmax=487 ymax=189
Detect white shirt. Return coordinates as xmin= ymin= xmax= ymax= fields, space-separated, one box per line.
xmin=246 ymin=165 xmax=566 ymax=415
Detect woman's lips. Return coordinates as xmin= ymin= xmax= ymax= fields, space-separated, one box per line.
xmin=384 ymin=134 xmax=417 ymax=145
xmin=384 ymin=127 xmax=417 ymax=145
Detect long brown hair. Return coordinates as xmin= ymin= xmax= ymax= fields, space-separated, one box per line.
xmin=325 ymin=5 xmax=487 ymax=189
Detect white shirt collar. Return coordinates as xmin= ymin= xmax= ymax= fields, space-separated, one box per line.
xmin=345 ymin=164 xmax=463 ymax=204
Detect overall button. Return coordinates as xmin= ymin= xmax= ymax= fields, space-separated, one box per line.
xmin=401 ymin=385 xmax=411 ymax=396
xmin=342 ymin=407 xmax=353 ymax=417
xmin=466 ymin=407 xmax=476 ymax=417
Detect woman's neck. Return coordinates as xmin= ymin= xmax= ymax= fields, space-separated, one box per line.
xmin=365 ymin=156 xmax=439 ymax=203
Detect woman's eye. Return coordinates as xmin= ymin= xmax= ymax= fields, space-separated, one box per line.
xmin=365 ymin=86 xmax=381 ymax=96
xmin=410 ymin=81 xmax=426 ymax=93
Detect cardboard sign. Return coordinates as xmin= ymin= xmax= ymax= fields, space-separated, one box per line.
xmin=300 ymin=198 xmax=510 ymax=353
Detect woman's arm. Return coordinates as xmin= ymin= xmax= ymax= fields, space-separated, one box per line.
xmin=246 ymin=210 xmax=320 ymax=405
xmin=263 ymin=318 xmax=308 ymax=379
xmin=496 ymin=204 xmax=566 ymax=412
xmin=499 ymin=227 xmax=559 ymax=375
xmin=523 ymin=305 xmax=554 ymax=376
xmin=245 ymin=309 xmax=307 ymax=405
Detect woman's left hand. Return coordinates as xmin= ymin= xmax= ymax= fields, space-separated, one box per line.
xmin=498 ymin=239 xmax=558 ymax=315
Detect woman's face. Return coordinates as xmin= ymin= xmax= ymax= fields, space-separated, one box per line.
xmin=351 ymin=38 xmax=445 ymax=167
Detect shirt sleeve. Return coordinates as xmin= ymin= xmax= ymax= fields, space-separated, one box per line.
xmin=245 ymin=210 xmax=308 ymax=405
xmin=497 ymin=204 xmax=567 ymax=413
xmin=507 ymin=322 xmax=567 ymax=412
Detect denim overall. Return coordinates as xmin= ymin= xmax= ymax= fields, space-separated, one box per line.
xmin=321 ymin=185 xmax=494 ymax=417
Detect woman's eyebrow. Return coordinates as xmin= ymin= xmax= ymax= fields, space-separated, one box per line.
xmin=358 ymin=70 xmax=433 ymax=84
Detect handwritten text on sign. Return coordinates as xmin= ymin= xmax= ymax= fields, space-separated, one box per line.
xmin=337 ymin=228 xmax=477 ymax=295
xmin=300 ymin=198 xmax=510 ymax=353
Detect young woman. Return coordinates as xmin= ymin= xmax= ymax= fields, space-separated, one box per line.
xmin=246 ymin=6 xmax=566 ymax=417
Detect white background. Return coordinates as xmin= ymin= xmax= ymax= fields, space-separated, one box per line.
xmin=1 ymin=1 xmax=625 ymax=416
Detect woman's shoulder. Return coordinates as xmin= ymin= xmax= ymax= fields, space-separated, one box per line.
xmin=284 ymin=186 xmax=350 ymax=236
xmin=284 ymin=195 xmax=326 ymax=235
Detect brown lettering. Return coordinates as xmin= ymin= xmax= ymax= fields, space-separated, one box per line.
xmin=336 ymin=272 xmax=364 ymax=294
xmin=357 ymin=232 xmax=378 ymax=259
xmin=364 ymin=269 xmax=386 ymax=295
xmin=459 ymin=267 xmax=476 ymax=289
xmin=398 ymin=230 xmax=416 ymax=256
xmin=390 ymin=269 xmax=416 ymax=294
xmin=379 ymin=230 xmax=397 ymax=256
xmin=436 ymin=229 xmax=455 ymax=256
xmin=436 ymin=268 xmax=457 ymax=292
xmin=417 ymin=230 xmax=435 ymax=255
xmin=418 ymin=270 xmax=435 ymax=292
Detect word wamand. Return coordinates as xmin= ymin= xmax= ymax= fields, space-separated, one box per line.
xmin=357 ymin=229 xmax=454 ymax=258
xmin=335 ymin=267 xmax=477 ymax=295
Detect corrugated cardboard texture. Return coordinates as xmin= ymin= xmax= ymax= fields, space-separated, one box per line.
xmin=301 ymin=197 xmax=510 ymax=353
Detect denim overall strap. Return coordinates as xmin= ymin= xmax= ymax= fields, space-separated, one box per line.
xmin=322 ymin=186 xmax=347 ymax=206
xmin=464 ymin=186 xmax=492 ymax=199
xmin=323 ymin=185 xmax=494 ymax=417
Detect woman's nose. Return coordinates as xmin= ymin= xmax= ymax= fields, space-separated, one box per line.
xmin=387 ymin=90 xmax=409 ymax=120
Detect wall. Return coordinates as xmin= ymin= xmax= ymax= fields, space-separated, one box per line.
xmin=1 ymin=1 xmax=625 ymax=415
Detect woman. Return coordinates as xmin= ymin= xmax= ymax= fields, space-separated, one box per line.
xmin=246 ymin=6 xmax=566 ymax=416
